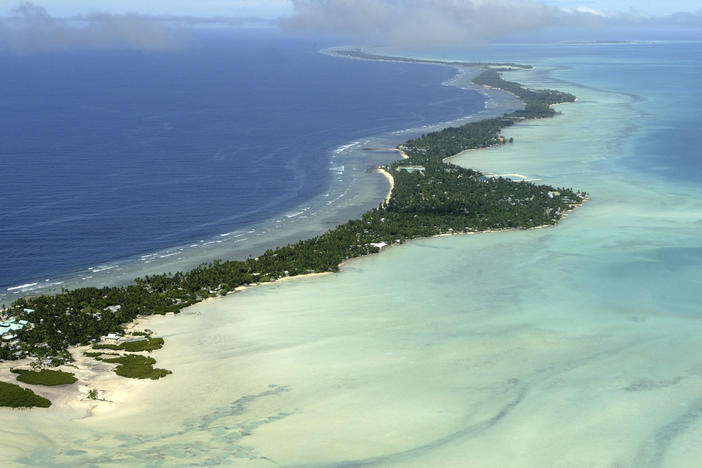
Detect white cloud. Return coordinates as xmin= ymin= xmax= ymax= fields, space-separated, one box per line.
xmin=2 ymin=0 xmax=700 ymax=54
xmin=0 ymin=2 xmax=182 ymax=53
xmin=280 ymin=0 xmax=702 ymax=47
xmin=280 ymin=0 xmax=605 ymax=47
xmin=0 ymin=0 xmax=294 ymax=18
xmin=572 ymin=6 xmax=606 ymax=17
xmin=669 ymin=9 xmax=702 ymax=26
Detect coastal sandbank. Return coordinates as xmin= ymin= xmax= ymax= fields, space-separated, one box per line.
xmin=375 ymin=167 xmax=395 ymax=205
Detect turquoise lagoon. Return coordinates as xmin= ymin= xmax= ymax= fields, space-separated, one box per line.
xmin=3 ymin=43 xmax=702 ymax=467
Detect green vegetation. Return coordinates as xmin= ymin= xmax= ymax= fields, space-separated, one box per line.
xmin=93 ymin=337 xmax=164 ymax=353
xmin=0 ymin=381 xmax=51 ymax=408
xmin=91 ymin=344 xmax=121 ymax=350
xmin=11 ymin=368 xmax=78 ymax=386
xmin=85 ymin=351 xmax=118 ymax=359
xmin=473 ymin=70 xmax=576 ymax=119
xmin=0 ymin=67 xmax=585 ymax=370
xmin=10 ymin=368 xmax=78 ymax=386
xmin=100 ymin=355 xmax=171 ymax=380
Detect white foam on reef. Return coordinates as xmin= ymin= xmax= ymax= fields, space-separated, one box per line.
xmin=326 ymin=187 xmax=350 ymax=205
xmin=158 ymin=252 xmax=180 ymax=259
xmin=284 ymin=207 xmax=311 ymax=219
xmin=218 ymin=230 xmax=246 ymax=238
xmin=334 ymin=141 xmax=360 ymax=154
xmin=6 ymin=282 xmax=38 ymax=291
xmin=89 ymin=265 xmax=119 ymax=273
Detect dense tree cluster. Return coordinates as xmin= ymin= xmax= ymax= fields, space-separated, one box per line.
xmin=473 ymin=70 xmax=576 ymax=119
xmin=387 ymin=166 xmax=579 ymax=230
xmin=11 ymin=368 xmax=77 ymax=386
xmin=97 ymin=354 xmax=171 ymax=380
xmin=0 ymin=381 xmax=51 ymax=408
xmin=399 ymin=118 xmax=507 ymax=165
xmin=0 ymin=68 xmax=585 ymax=362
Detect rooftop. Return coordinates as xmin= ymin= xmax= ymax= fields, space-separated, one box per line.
xmin=396 ymin=165 xmax=425 ymax=174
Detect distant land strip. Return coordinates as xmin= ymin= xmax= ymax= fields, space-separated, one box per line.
xmin=328 ymin=47 xmax=533 ymax=70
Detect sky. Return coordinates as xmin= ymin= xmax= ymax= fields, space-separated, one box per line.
xmin=544 ymin=0 xmax=702 ymax=16
xmin=0 ymin=0 xmax=700 ymax=53
xmin=0 ymin=0 xmax=700 ymax=18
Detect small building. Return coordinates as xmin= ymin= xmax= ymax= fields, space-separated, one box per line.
xmin=104 ymin=305 xmax=122 ymax=313
xmin=370 ymin=242 xmax=388 ymax=249
xmin=0 ymin=321 xmax=24 ymax=339
xmin=0 ymin=321 xmax=26 ymax=337
xmin=23 ymin=308 xmax=35 ymax=314
xmin=396 ymin=165 xmax=425 ymax=175
xmin=105 ymin=333 xmax=121 ymax=341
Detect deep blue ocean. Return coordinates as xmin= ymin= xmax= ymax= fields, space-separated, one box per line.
xmin=0 ymin=30 xmax=485 ymax=290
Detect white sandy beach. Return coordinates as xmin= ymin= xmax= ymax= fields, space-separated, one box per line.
xmin=375 ymin=167 xmax=395 ymax=205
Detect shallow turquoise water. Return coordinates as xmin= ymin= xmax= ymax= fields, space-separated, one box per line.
xmin=2 ymin=43 xmax=702 ymax=467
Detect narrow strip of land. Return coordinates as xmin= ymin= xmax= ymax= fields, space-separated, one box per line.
xmin=328 ymin=48 xmax=533 ymax=70
xmin=0 ymin=54 xmax=587 ymax=408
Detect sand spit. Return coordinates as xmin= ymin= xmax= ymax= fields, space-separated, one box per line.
xmin=363 ymin=147 xmax=411 ymax=160
xmin=394 ymin=148 xmax=411 ymax=160
xmin=0 ymin=343 xmax=153 ymax=418
xmin=375 ymin=167 xmax=395 ymax=205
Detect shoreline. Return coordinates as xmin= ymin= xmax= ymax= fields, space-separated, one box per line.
xmin=1 ymin=68 xmax=515 ymax=303
xmin=322 ymin=47 xmax=533 ymax=70
xmin=6 ymin=171 xmax=585 ymax=419
xmin=1 ymin=51 xmax=584 ymax=416
xmin=375 ymin=168 xmax=395 ymax=205
xmin=3 ymin=214 xmax=587 ymax=418
xmin=385 ymin=147 xmax=411 ymax=160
